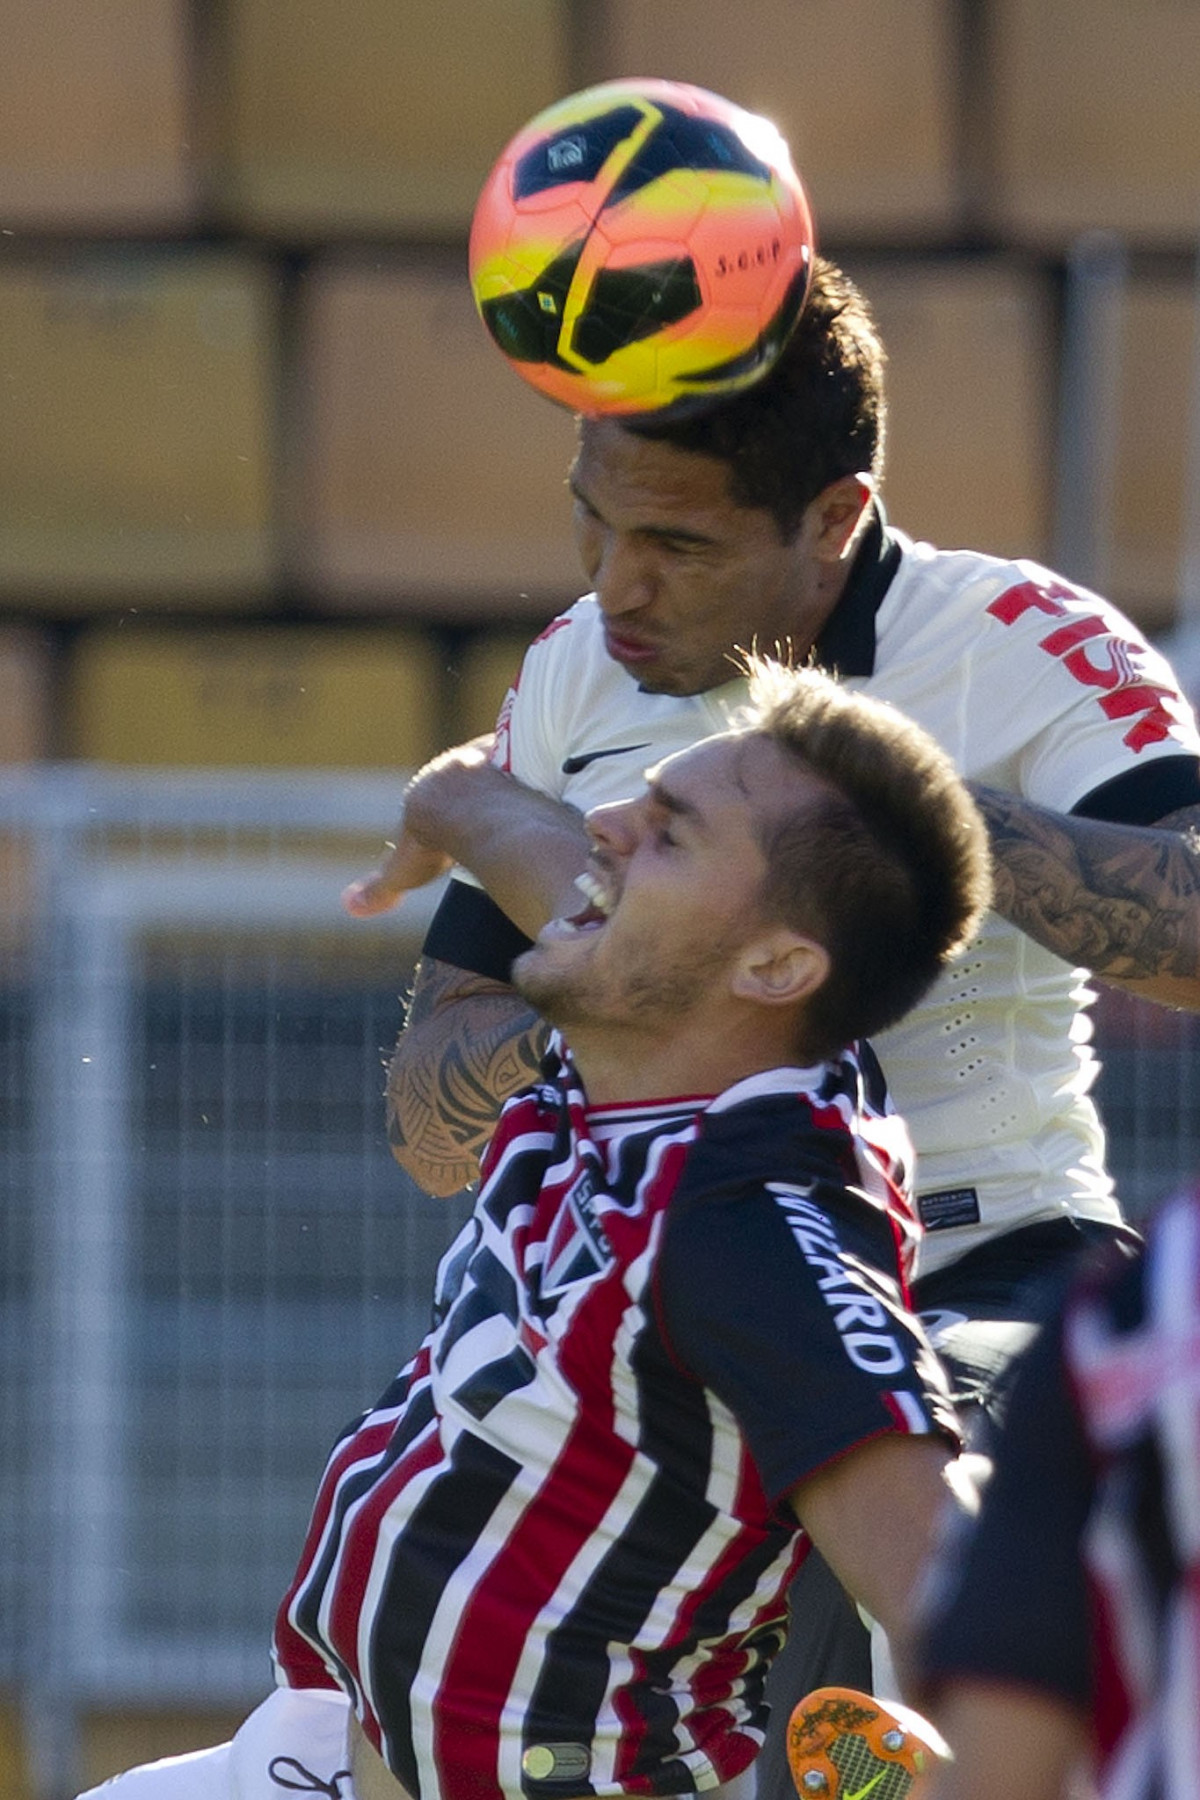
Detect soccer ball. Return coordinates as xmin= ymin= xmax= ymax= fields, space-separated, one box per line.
xmin=468 ymin=78 xmax=816 ymax=419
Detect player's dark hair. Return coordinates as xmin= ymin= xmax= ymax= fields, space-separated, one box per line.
xmin=625 ymin=257 xmax=887 ymax=541
xmin=744 ymin=660 xmax=990 ymax=1062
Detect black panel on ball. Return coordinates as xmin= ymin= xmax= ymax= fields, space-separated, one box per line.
xmin=606 ymin=105 xmax=771 ymax=207
xmin=571 ymin=259 xmax=703 ymax=366
xmin=512 ymin=106 xmax=647 ymax=200
xmin=477 ymin=243 xmax=585 ymax=366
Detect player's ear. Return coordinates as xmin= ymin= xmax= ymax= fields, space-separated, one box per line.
xmin=807 ymin=474 xmax=874 ymax=562
xmin=730 ymin=929 xmax=830 ymax=1009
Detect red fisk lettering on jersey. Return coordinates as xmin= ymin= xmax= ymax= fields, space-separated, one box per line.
xmin=529 ymin=616 xmax=573 ymax=649
xmin=1038 ymin=615 xmax=1111 ymax=668
xmin=490 ymin=685 xmax=516 ymax=772
xmin=986 ymin=578 xmax=1076 ymax=625
xmin=987 ymin=578 xmax=1181 ymax=753
xmin=1039 ymin=617 xmax=1143 ymax=693
xmin=1099 ymin=684 xmax=1180 ymax=753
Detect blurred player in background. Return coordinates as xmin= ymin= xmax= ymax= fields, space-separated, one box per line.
xmin=345 ymin=245 xmax=1200 ymax=1795
xmin=77 ymin=664 xmax=990 ymax=1800
xmin=910 ymin=1177 xmax=1200 ymax=1800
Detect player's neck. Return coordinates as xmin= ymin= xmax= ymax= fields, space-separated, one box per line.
xmin=795 ymin=553 xmax=855 ymax=652
xmin=567 ymin=1013 xmax=807 ymax=1107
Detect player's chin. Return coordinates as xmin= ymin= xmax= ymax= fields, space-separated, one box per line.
xmin=632 ymin=659 xmax=723 ymax=700
xmin=514 ymin=927 xmax=592 ymax=989
xmin=512 ymin=941 xmax=594 ymax=1022
xmin=628 ymin=664 xmax=693 ymax=697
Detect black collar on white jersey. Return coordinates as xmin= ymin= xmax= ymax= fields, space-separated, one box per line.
xmin=810 ymin=501 xmax=901 ymax=679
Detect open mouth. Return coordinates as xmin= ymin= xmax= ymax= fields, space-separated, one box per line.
xmin=563 ymin=870 xmax=614 ymax=932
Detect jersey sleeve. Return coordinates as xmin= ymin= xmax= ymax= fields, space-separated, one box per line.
xmin=655 ymin=1178 xmax=959 ymax=1508
xmin=489 ymin=609 xmax=583 ymax=799
xmin=916 ymin=1304 xmax=1093 ymax=1710
xmin=979 ymin=573 xmax=1200 ymax=811
xmin=1074 ymin=754 xmax=1200 ymax=824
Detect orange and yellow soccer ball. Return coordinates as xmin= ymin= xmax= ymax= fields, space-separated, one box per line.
xmin=469 ymin=78 xmax=816 ymax=419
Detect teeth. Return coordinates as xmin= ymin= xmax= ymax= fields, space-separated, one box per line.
xmin=574 ymin=871 xmax=612 ymax=915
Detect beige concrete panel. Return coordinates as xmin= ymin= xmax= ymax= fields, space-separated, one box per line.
xmin=993 ymin=0 xmax=1200 ymax=245
xmin=849 ymin=256 xmax=1053 ymax=562
xmin=0 ymin=0 xmax=195 ymax=228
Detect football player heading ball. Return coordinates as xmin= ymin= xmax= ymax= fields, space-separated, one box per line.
xmin=358 ymin=68 xmax=1200 ymax=1800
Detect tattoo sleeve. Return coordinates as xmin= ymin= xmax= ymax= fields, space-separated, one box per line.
xmin=972 ymin=787 xmax=1200 ymax=1003
xmin=385 ymin=956 xmax=549 ymax=1197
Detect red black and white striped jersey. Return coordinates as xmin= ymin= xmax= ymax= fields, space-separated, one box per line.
xmin=918 ymin=1184 xmax=1200 ymax=1800
xmin=274 ymin=1042 xmax=957 ymax=1800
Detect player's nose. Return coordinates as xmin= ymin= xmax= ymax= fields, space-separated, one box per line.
xmin=586 ymin=796 xmax=641 ymax=856
xmin=593 ymin=537 xmax=655 ymax=617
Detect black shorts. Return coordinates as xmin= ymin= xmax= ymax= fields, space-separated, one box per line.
xmin=912 ymin=1215 xmax=1140 ymax=1429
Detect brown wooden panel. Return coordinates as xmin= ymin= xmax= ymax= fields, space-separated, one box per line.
xmin=603 ymin=0 xmax=959 ymax=239
xmin=70 ymin=625 xmax=443 ymax=768
xmin=446 ymin=629 xmax=547 ymax=743
xmin=993 ymin=0 xmax=1200 ymax=244
xmin=0 ymin=0 xmax=194 ymax=228
xmin=217 ymin=0 xmax=569 ymax=233
xmin=849 ymin=257 xmax=1053 ymax=562
xmin=1109 ymin=276 xmax=1195 ymax=632
xmin=0 ymin=252 xmax=276 ymax=605
xmin=299 ymin=259 xmax=582 ymax=615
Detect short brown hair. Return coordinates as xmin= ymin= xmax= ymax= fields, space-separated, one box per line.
xmin=626 ymin=257 xmax=887 ymax=541
xmin=744 ymin=660 xmax=991 ymax=1061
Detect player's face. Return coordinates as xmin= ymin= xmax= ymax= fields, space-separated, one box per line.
xmin=513 ymin=732 xmax=807 ymax=1034
xmin=570 ymin=418 xmax=834 ymax=696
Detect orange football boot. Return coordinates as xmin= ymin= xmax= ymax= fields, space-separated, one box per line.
xmin=786 ymin=1687 xmax=948 ymax=1800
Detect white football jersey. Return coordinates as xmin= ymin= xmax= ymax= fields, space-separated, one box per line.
xmin=482 ymin=530 xmax=1200 ymax=1277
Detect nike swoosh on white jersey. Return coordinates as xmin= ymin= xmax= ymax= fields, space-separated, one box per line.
xmin=561 ymin=743 xmax=651 ymax=774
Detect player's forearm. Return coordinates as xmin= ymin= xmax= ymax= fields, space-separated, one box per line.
xmin=971 ymin=786 xmax=1200 ymax=1006
xmin=453 ymin=809 xmax=591 ymax=938
xmin=404 ymin=757 xmax=592 ymax=937
xmin=386 ymin=966 xmax=549 ymax=1196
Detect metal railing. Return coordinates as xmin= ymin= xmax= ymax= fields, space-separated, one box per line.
xmin=0 ymin=766 xmax=470 ymax=1797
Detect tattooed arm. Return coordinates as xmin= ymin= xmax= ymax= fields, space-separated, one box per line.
xmin=971 ymin=788 xmax=1200 ymax=1007
xmin=386 ymin=956 xmax=550 ymax=1196
xmin=350 ymin=753 xmax=592 ymax=1193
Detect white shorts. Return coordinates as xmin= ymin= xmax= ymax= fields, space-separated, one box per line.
xmin=77 ymin=1686 xmax=759 ymax=1800
xmin=77 ymin=1688 xmax=352 ymax=1800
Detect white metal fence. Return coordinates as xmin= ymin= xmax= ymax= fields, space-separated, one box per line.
xmin=1 ymin=763 xmax=1199 ymax=1795
xmin=0 ymin=766 xmax=472 ymax=1796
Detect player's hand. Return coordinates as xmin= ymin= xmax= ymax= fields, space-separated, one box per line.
xmin=342 ymin=735 xmax=496 ymax=918
xmin=342 ymin=833 xmax=453 ymax=917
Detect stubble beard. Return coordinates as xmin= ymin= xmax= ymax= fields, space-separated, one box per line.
xmin=512 ymin=935 xmax=737 ymax=1038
